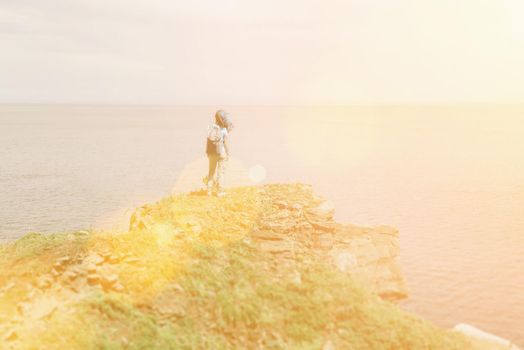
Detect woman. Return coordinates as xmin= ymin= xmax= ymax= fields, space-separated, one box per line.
xmin=204 ymin=110 xmax=231 ymax=196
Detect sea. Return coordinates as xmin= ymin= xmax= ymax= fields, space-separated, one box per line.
xmin=1 ymin=105 xmax=523 ymax=345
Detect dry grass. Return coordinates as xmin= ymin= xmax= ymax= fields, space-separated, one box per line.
xmin=0 ymin=185 xmax=489 ymax=349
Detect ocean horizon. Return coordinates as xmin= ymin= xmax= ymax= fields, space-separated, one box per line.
xmin=1 ymin=104 xmax=523 ymax=346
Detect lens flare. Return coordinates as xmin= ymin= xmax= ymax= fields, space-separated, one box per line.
xmin=249 ymin=164 xmax=267 ymax=184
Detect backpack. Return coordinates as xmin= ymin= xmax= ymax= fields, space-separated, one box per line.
xmin=206 ymin=124 xmax=224 ymax=155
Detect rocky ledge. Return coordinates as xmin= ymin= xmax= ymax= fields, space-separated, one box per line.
xmin=0 ymin=184 xmax=507 ymax=349
xmin=132 ymin=183 xmax=407 ymax=301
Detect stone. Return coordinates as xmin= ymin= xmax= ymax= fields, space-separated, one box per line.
xmin=103 ymin=274 xmax=118 ymax=284
xmin=27 ymin=295 xmax=59 ymax=320
xmin=0 ymin=282 xmax=15 ymax=295
xmin=369 ymin=234 xmax=400 ymax=258
xmin=314 ymin=234 xmax=334 ymax=250
xmin=53 ymin=261 xmax=66 ymax=272
xmin=37 ymin=275 xmax=53 ymax=289
xmin=69 ymin=277 xmax=86 ymax=293
xmin=106 ymin=254 xmax=121 ymax=264
xmin=252 ymin=230 xmax=285 ymax=241
xmin=340 ymin=236 xmax=380 ymax=265
xmin=260 ymin=221 xmax=295 ymax=233
xmin=453 ymin=323 xmax=520 ymax=350
xmin=63 ymin=270 xmax=78 ymax=281
xmin=317 ymin=201 xmax=335 ymax=217
xmin=85 ymin=253 xmax=104 ymax=266
xmin=129 ymin=205 xmax=153 ymax=231
xmin=172 ymin=284 xmax=185 ymax=293
xmin=190 ymin=225 xmax=202 ymax=233
xmin=291 ymin=271 xmax=302 ymax=285
xmin=258 ymin=240 xmax=294 ymax=254
xmin=322 ymin=340 xmax=335 ymax=350
xmin=155 ymin=302 xmax=186 ymax=317
xmin=100 ymin=250 xmax=112 ymax=258
xmin=124 ymin=257 xmax=140 ymax=264
xmin=294 ymin=221 xmax=313 ymax=232
xmin=274 ymin=200 xmax=289 ymax=209
xmin=377 ymin=282 xmax=408 ymax=301
xmin=99 ymin=185 xmax=407 ymax=303
xmin=100 ymin=274 xmax=119 ymax=290
xmin=306 ymin=200 xmax=335 ymax=219
xmin=86 ymin=263 xmax=97 ymax=274
xmin=271 ymin=209 xmax=292 ymax=221
xmin=87 ymin=274 xmax=100 ymax=285
xmin=291 ymin=203 xmax=303 ymax=211
xmin=335 ymin=225 xmax=365 ymax=241
xmin=4 ymin=329 xmax=18 ymax=342
xmin=331 ymin=251 xmax=358 ymax=273
xmin=306 ymin=217 xmax=337 ymax=233
xmin=112 ymin=283 xmax=125 ymax=292
xmin=56 ymin=256 xmax=71 ymax=264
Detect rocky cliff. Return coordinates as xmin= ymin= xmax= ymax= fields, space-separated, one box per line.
xmin=0 ymin=184 xmax=498 ymax=349
xmin=131 ymin=183 xmax=407 ymax=301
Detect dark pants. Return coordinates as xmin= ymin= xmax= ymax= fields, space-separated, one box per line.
xmin=207 ymin=154 xmax=219 ymax=183
xmin=206 ymin=154 xmax=226 ymax=190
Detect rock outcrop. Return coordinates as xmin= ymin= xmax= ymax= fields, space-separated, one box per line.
xmin=454 ymin=324 xmax=521 ymax=350
xmin=1 ymin=183 xmax=505 ymax=349
xmin=131 ymin=183 xmax=407 ymax=301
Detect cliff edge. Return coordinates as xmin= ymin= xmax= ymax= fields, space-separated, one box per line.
xmin=0 ymin=184 xmax=503 ymax=349
xmin=132 ymin=183 xmax=407 ymax=301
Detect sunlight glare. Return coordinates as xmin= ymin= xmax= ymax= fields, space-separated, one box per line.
xmin=249 ymin=164 xmax=267 ymax=184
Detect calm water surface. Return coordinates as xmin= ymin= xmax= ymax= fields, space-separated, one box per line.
xmin=1 ymin=105 xmax=523 ymax=345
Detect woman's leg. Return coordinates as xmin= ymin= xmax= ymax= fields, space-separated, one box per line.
xmin=216 ymin=158 xmax=227 ymax=194
xmin=207 ymin=154 xmax=219 ymax=193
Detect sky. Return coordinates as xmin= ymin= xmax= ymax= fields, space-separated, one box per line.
xmin=1 ymin=0 xmax=524 ymax=104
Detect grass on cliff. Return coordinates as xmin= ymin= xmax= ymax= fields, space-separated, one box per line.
xmin=1 ymin=234 xmax=475 ymax=349
xmin=0 ymin=185 xmax=481 ymax=349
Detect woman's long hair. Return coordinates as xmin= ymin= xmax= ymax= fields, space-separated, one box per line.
xmin=214 ymin=110 xmax=225 ymax=127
